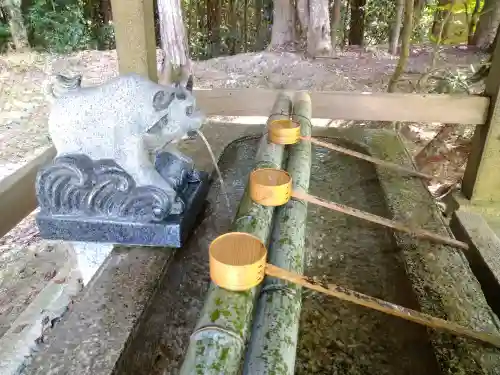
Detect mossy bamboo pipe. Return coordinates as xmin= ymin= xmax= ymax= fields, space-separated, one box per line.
xmin=268 ymin=119 xmax=437 ymax=181
xmin=209 ymin=232 xmax=500 ymax=348
xmin=179 ymin=92 xmax=293 ymax=375
xmin=243 ymin=92 xmax=312 ymax=374
xmin=249 ymin=168 xmax=468 ymax=250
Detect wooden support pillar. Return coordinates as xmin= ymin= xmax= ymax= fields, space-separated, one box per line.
xmin=462 ymin=38 xmax=500 ymax=202
xmin=110 ymin=0 xmax=158 ymax=81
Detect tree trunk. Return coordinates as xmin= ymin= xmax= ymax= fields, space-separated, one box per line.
xmin=0 ymin=7 xmax=7 ymax=23
xmin=255 ymin=0 xmax=263 ymax=49
xmin=157 ymin=0 xmax=191 ymax=85
xmin=466 ymin=0 xmax=481 ymax=44
xmin=98 ymin=0 xmax=112 ymax=49
xmin=297 ymin=0 xmax=332 ymax=56
xmin=430 ymin=0 xmax=450 ymax=41
xmin=305 ymin=0 xmax=332 ymax=56
xmin=431 ymin=13 xmax=442 ymax=38
xmin=472 ymin=0 xmax=500 ymax=49
xmin=229 ymin=0 xmax=238 ymax=54
xmin=413 ymin=0 xmax=426 ymax=24
xmin=330 ymin=0 xmax=342 ymax=49
xmin=243 ymin=0 xmax=248 ymax=51
xmin=343 ymin=0 xmax=350 ymax=48
xmin=348 ymin=0 xmax=365 ymax=45
xmin=270 ymin=0 xmax=295 ymax=50
xmin=197 ymin=0 xmax=203 ymax=33
xmin=297 ymin=0 xmax=308 ymax=41
xmin=101 ymin=0 xmax=112 ymax=24
xmin=206 ymin=0 xmax=221 ymax=56
xmin=186 ymin=0 xmax=192 ymax=43
xmin=264 ymin=0 xmax=274 ymax=46
xmin=387 ymin=0 xmax=414 ymax=92
xmin=256 ymin=0 xmax=273 ymax=50
xmin=389 ymin=0 xmax=404 ymax=54
xmin=487 ymin=22 xmax=500 ymax=52
xmin=442 ymin=14 xmax=453 ymax=42
xmin=3 ymin=0 xmax=28 ymax=50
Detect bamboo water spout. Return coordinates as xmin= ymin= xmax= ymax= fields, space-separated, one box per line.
xmin=249 ymin=168 xmax=468 ymax=250
xmin=268 ymin=119 xmax=438 ymax=181
xmin=243 ymin=92 xmax=312 ymax=374
xmin=179 ymin=92 xmax=292 ymax=375
xmin=208 ymin=232 xmax=500 ymax=348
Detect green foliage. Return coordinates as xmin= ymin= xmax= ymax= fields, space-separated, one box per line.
xmin=413 ymin=3 xmax=436 ymax=43
xmin=420 ymin=65 xmax=478 ymax=94
xmin=426 ymin=0 xmax=484 ymax=44
xmin=0 ymin=21 xmax=11 ymax=52
xmin=363 ymin=0 xmax=432 ymax=45
xmin=0 ymin=0 xmax=484 ymax=63
xmin=27 ymin=0 xmax=91 ymax=53
xmin=364 ymin=0 xmax=395 ymax=45
xmin=362 ymin=0 xmax=483 ymax=46
xmin=331 ymin=0 xmax=350 ymax=47
xmin=436 ymin=0 xmax=484 ymax=13
xmin=189 ymin=30 xmax=211 ymax=60
xmin=428 ymin=70 xmax=472 ymax=93
xmin=94 ymin=22 xmax=115 ymax=49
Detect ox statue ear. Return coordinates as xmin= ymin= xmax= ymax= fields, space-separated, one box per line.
xmin=186 ymin=75 xmax=193 ymax=92
xmin=153 ymin=89 xmax=175 ymax=112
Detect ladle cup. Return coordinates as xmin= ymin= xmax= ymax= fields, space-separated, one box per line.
xmin=208 ymin=231 xmax=500 ymax=348
xmin=268 ymin=119 xmax=437 ymax=181
xmin=248 ymin=168 xmax=468 ymax=250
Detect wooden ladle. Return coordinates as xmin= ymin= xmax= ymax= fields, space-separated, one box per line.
xmin=268 ymin=119 xmax=436 ymax=181
xmin=209 ymin=232 xmax=500 ymax=348
xmin=249 ymin=168 xmax=468 ymax=250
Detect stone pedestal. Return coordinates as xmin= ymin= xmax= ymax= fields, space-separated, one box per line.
xmin=35 ymin=152 xmax=210 ymax=248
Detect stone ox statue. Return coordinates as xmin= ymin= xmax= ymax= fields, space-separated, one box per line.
xmin=35 ymin=73 xmax=210 ymax=247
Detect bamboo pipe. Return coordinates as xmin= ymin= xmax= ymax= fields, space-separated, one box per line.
xmin=249 ymin=168 xmax=468 ymax=250
xmin=268 ymin=119 xmax=437 ymax=181
xmin=209 ymin=232 xmax=500 ymax=348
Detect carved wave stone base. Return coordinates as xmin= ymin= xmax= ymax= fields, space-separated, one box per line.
xmin=35 ymin=153 xmax=210 ymax=248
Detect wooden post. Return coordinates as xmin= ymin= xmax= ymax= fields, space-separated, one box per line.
xmin=110 ymin=0 xmax=158 ymax=81
xmin=462 ymin=38 xmax=500 ymax=202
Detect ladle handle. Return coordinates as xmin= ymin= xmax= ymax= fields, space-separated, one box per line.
xmin=291 ymin=190 xmax=468 ymax=250
xmin=264 ymin=263 xmax=500 ymax=348
xmin=300 ymin=136 xmax=436 ymax=181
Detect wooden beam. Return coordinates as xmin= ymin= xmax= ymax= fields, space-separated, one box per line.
xmin=0 ymin=147 xmax=55 ymax=238
xmin=195 ymin=89 xmax=489 ymax=125
xmin=0 ymin=90 xmax=489 ymax=238
xmin=110 ymin=0 xmax=158 ymax=81
xmin=462 ymin=37 xmax=500 ymax=202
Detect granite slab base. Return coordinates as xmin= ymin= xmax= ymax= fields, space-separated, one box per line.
xmin=36 ymin=172 xmax=210 ymax=248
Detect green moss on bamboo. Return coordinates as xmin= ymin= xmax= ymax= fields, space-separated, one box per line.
xmin=243 ymin=92 xmax=312 ymax=374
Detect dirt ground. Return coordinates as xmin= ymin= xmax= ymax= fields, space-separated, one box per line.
xmin=0 ymin=45 xmax=488 ymax=355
